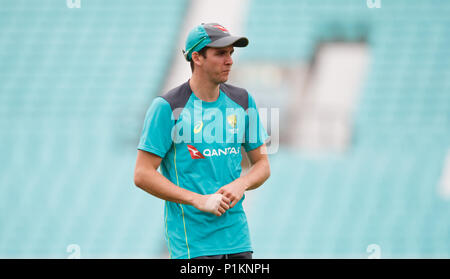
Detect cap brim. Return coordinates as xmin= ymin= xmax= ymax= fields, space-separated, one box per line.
xmin=207 ymin=36 xmax=249 ymax=48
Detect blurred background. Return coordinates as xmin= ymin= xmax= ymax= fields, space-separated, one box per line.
xmin=0 ymin=0 xmax=449 ymax=258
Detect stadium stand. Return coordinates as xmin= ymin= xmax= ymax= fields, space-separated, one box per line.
xmin=243 ymin=0 xmax=450 ymax=258
xmin=0 ymin=0 xmax=448 ymax=259
xmin=0 ymin=0 xmax=187 ymax=258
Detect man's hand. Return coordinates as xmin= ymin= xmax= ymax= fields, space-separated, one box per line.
xmin=216 ymin=179 xmax=248 ymax=208
xmin=192 ymin=194 xmax=230 ymax=216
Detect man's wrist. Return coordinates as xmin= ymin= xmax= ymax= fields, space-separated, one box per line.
xmin=237 ymin=177 xmax=251 ymax=191
xmin=185 ymin=191 xmax=201 ymax=206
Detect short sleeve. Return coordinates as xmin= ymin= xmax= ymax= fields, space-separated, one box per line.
xmin=242 ymin=93 xmax=269 ymax=152
xmin=137 ymin=97 xmax=174 ymax=158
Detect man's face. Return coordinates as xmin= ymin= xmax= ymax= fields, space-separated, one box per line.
xmin=199 ymin=46 xmax=234 ymax=83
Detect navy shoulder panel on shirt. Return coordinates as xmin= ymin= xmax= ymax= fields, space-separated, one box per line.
xmin=159 ymin=81 xmax=249 ymax=119
xmin=219 ymin=83 xmax=249 ymax=111
xmin=159 ymin=81 xmax=192 ymax=121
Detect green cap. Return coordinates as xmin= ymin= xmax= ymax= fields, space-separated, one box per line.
xmin=183 ymin=23 xmax=249 ymax=61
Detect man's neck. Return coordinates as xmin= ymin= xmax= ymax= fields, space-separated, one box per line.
xmin=189 ymin=74 xmax=220 ymax=102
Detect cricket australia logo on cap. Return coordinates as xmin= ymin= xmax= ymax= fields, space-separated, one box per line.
xmin=213 ymin=24 xmax=229 ymax=33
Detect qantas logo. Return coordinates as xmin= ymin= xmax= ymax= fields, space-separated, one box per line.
xmin=187 ymin=145 xmax=240 ymax=159
xmin=187 ymin=145 xmax=205 ymax=159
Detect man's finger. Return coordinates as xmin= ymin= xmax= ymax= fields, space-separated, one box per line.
xmin=230 ymin=199 xmax=238 ymax=208
xmin=220 ymin=201 xmax=230 ymax=210
xmin=218 ymin=207 xmax=225 ymax=214
xmin=221 ymin=195 xmax=230 ymax=205
xmin=228 ymin=196 xmax=236 ymax=206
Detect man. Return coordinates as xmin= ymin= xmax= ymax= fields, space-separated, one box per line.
xmin=134 ymin=23 xmax=270 ymax=259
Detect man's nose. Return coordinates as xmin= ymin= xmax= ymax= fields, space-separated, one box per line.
xmin=225 ymin=54 xmax=233 ymax=65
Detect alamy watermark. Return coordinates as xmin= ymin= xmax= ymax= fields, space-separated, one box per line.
xmin=366 ymin=244 xmax=381 ymax=259
xmin=366 ymin=0 xmax=381 ymax=8
xmin=66 ymin=0 xmax=81 ymax=8
xmin=169 ymin=101 xmax=279 ymax=154
xmin=66 ymin=244 xmax=81 ymax=259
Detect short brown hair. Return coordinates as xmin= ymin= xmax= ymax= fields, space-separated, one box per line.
xmin=190 ymin=47 xmax=209 ymax=72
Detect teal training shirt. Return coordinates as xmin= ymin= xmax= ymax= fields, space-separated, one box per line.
xmin=137 ymin=81 xmax=268 ymax=259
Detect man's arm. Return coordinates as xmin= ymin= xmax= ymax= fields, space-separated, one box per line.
xmin=241 ymin=143 xmax=271 ymax=190
xmin=134 ymin=150 xmax=230 ymax=216
xmin=216 ymin=143 xmax=271 ymax=208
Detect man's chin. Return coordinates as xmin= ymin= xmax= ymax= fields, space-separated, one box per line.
xmin=219 ymin=75 xmax=229 ymax=83
xmin=211 ymin=72 xmax=230 ymax=84
xmin=213 ymin=77 xmax=228 ymax=84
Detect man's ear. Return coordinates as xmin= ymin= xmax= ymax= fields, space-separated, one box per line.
xmin=191 ymin=51 xmax=202 ymax=67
